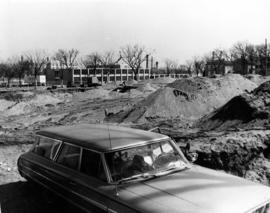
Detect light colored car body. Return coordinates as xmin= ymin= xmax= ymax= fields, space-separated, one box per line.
xmin=17 ymin=124 xmax=270 ymax=213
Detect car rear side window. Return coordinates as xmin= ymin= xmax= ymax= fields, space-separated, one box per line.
xmin=57 ymin=143 xmax=81 ymax=170
xmin=32 ymin=136 xmax=61 ymax=160
xmin=80 ymin=149 xmax=107 ymax=182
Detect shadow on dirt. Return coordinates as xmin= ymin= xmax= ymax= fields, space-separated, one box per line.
xmin=0 ymin=181 xmax=84 ymax=213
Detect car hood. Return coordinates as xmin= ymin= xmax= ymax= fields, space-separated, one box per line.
xmin=116 ymin=165 xmax=270 ymax=213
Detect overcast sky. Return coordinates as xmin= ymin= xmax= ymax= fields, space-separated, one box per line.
xmin=1 ymin=0 xmax=270 ymax=63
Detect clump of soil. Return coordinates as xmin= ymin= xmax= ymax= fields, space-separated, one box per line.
xmin=0 ymin=99 xmax=15 ymax=111
xmin=107 ymin=74 xmax=256 ymax=124
xmin=135 ymin=82 xmax=157 ymax=92
xmin=197 ymin=80 xmax=270 ymax=131
xmin=72 ymin=88 xmax=111 ymax=100
xmin=0 ymin=91 xmax=37 ymax=111
xmin=1 ymin=94 xmax=65 ymax=117
xmin=245 ymin=74 xmax=270 ymax=86
xmin=177 ymin=130 xmax=270 ymax=185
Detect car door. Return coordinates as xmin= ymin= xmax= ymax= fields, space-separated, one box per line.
xmin=19 ymin=135 xmax=63 ymax=192
xmin=52 ymin=141 xmax=84 ymax=205
xmin=71 ymin=148 xmax=112 ymax=213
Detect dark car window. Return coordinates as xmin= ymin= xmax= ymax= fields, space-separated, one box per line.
xmin=32 ymin=136 xmax=61 ymax=160
xmin=80 ymin=149 xmax=107 ymax=182
xmin=57 ymin=143 xmax=81 ymax=170
xmin=105 ymin=140 xmax=188 ymax=182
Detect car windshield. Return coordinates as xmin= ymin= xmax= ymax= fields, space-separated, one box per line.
xmin=105 ymin=140 xmax=189 ymax=183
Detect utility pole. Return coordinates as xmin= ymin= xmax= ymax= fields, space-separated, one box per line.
xmin=266 ymin=38 xmax=268 ymax=75
xmin=145 ymin=54 xmax=149 ymax=69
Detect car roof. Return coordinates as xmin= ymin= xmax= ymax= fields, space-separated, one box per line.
xmin=36 ymin=124 xmax=169 ymax=152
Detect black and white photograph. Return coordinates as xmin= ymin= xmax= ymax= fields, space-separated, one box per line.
xmin=1 ymin=0 xmax=270 ymax=212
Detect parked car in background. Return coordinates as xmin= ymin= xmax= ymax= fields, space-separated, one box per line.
xmin=18 ymin=124 xmax=270 ymax=213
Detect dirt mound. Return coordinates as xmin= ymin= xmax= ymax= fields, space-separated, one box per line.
xmin=2 ymin=93 xmax=65 ymax=116
xmin=197 ymin=80 xmax=270 ymax=131
xmin=107 ymin=74 xmax=256 ymax=123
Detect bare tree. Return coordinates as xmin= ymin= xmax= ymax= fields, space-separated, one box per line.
xmin=185 ymin=60 xmax=194 ymax=76
xmin=255 ymin=44 xmax=270 ymax=75
xmin=100 ymin=51 xmax=121 ymax=68
xmin=81 ymin=52 xmax=102 ymax=75
xmin=0 ymin=63 xmax=6 ymax=81
xmin=7 ymin=56 xmax=31 ymax=86
xmin=0 ymin=63 xmax=11 ymax=87
xmin=164 ymin=59 xmax=178 ymax=74
xmin=205 ymin=48 xmax=230 ymax=75
xmin=54 ymin=49 xmax=79 ymax=85
xmin=255 ymin=44 xmax=270 ymax=57
xmin=192 ymin=56 xmax=206 ymax=76
xmin=230 ymin=42 xmax=255 ymax=74
xmin=54 ymin=49 xmax=79 ymax=69
xmin=25 ymin=50 xmax=49 ymax=88
xmin=0 ymin=59 xmax=18 ymax=87
xmin=213 ymin=48 xmax=229 ymax=62
xmin=231 ymin=42 xmax=254 ymax=60
xmin=120 ymin=44 xmax=148 ymax=80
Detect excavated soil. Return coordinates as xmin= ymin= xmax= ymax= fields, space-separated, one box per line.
xmin=175 ymin=129 xmax=270 ymax=185
xmin=106 ymin=74 xmax=256 ymax=124
xmin=245 ymin=74 xmax=270 ymax=86
xmin=197 ymin=80 xmax=270 ymax=131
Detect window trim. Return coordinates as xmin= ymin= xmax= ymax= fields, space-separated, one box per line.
xmin=55 ymin=141 xmax=111 ymax=183
xmin=79 ymin=148 xmax=111 ymax=183
xmin=56 ymin=141 xmax=82 ymax=171
xmin=33 ymin=135 xmax=63 ymax=161
xmin=100 ymin=152 xmax=112 ymax=183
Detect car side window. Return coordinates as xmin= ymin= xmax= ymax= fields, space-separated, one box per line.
xmin=32 ymin=136 xmax=61 ymax=160
xmin=57 ymin=143 xmax=81 ymax=170
xmin=80 ymin=149 xmax=107 ymax=182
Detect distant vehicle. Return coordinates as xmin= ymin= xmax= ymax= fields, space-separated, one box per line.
xmin=18 ymin=124 xmax=270 ymax=213
xmin=112 ymin=85 xmax=137 ymax=93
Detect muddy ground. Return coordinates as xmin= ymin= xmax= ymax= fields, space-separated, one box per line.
xmin=1 ymin=74 xmax=270 ymax=212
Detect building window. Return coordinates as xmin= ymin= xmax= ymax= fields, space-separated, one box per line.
xmin=55 ymin=70 xmax=60 ymax=77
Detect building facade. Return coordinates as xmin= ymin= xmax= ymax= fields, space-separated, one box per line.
xmin=204 ymin=60 xmax=233 ymax=77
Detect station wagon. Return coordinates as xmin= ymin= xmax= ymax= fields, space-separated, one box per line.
xmin=18 ymin=124 xmax=270 ymax=213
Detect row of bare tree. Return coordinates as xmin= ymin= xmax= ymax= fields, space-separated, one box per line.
xmin=0 ymin=44 xmax=151 ymax=86
xmin=79 ymin=44 xmax=150 ymax=80
xmin=164 ymin=41 xmax=270 ymax=76
xmin=0 ymin=41 xmax=269 ymax=87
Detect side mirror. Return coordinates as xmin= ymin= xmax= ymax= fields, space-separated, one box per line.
xmin=186 ymin=152 xmax=198 ymax=163
xmin=183 ymin=142 xmax=198 ymax=163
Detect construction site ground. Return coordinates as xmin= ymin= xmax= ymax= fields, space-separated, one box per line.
xmin=1 ymin=74 xmax=270 ymax=212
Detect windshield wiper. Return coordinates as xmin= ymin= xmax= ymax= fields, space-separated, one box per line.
xmin=154 ymin=166 xmax=188 ymax=176
xmin=117 ymin=173 xmax=155 ymax=184
xmin=116 ymin=165 xmax=189 ymax=184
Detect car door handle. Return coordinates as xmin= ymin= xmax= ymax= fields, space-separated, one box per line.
xmin=68 ymin=181 xmax=77 ymax=186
